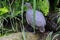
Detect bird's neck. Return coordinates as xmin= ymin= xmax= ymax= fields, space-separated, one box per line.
xmin=28 ymin=6 xmax=32 ymax=9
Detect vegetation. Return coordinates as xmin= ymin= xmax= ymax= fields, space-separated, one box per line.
xmin=0 ymin=0 xmax=60 ymax=40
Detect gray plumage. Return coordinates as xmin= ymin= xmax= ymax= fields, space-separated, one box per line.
xmin=25 ymin=2 xmax=46 ymax=33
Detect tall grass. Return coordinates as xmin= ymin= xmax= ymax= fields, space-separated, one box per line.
xmin=32 ymin=0 xmax=36 ymax=33
xmin=0 ymin=0 xmax=22 ymax=36
xmin=21 ymin=0 xmax=27 ymax=40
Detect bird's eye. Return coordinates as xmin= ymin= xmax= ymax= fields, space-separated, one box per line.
xmin=24 ymin=2 xmax=25 ymax=4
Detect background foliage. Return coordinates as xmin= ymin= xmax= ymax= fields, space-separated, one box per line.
xmin=0 ymin=0 xmax=60 ymax=40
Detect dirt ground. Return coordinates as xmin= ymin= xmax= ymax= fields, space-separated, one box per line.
xmin=0 ymin=32 xmax=50 ymax=40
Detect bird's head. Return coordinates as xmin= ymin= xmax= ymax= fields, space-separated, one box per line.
xmin=24 ymin=2 xmax=32 ymax=9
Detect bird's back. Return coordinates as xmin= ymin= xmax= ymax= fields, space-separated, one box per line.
xmin=26 ymin=9 xmax=46 ymax=27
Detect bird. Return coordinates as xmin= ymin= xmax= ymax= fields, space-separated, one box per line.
xmin=25 ymin=2 xmax=46 ymax=33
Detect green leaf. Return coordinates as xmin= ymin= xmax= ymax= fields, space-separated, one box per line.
xmin=0 ymin=7 xmax=8 ymax=15
xmin=52 ymin=34 xmax=60 ymax=40
xmin=57 ymin=17 xmax=60 ymax=23
xmin=38 ymin=0 xmax=49 ymax=16
xmin=46 ymin=32 xmax=53 ymax=40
